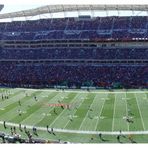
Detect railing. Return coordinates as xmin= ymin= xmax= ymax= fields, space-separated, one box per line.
xmin=0 ymin=59 xmax=147 ymax=65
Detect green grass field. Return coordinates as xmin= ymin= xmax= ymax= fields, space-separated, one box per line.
xmin=0 ymin=88 xmax=148 ymax=143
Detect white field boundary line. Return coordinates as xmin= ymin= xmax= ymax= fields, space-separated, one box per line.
xmin=49 ymin=93 xmax=81 ymax=127
xmin=1 ymin=121 xmax=148 ymax=135
xmin=78 ymin=94 xmax=97 ymax=130
xmin=124 ymin=92 xmax=129 ymax=131
xmin=112 ymin=93 xmax=116 ymax=131
xmin=94 ymin=94 xmax=107 ymax=131
xmin=15 ymin=88 xmax=148 ymax=94
xmin=135 ymin=93 xmax=146 ymax=131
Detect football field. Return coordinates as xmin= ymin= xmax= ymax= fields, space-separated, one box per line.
xmin=0 ymin=88 xmax=148 ymax=143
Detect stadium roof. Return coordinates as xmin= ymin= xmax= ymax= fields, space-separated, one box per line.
xmin=0 ymin=4 xmax=148 ymax=19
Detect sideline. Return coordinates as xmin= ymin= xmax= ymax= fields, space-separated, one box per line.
xmin=15 ymin=88 xmax=148 ymax=94
xmin=0 ymin=121 xmax=148 ymax=135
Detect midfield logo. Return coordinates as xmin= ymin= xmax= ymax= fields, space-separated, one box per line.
xmin=48 ymin=103 xmax=67 ymax=107
xmin=47 ymin=103 xmax=71 ymax=109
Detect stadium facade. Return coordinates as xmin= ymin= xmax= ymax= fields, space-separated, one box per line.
xmin=0 ymin=5 xmax=147 ymax=89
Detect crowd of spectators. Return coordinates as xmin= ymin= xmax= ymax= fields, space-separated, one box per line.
xmin=0 ymin=16 xmax=148 ymax=40
xmin=0 ymin=64 xmax=147 ymax=88
xmin=0 ymin=16 xmax=147 ymax=89
xmin=0 ymin=48 xmax=147 ymax=60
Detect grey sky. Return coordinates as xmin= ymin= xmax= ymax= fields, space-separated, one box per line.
xmin=0 ymin=5 xmax=44 ymax=14
xmin=0 ymin=1 xmax=148 ymax=22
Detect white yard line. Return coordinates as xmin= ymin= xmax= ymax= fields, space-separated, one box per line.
xmin=0 ymin=120 xmax=148 ymax=135
xmin=49 ymin=93 xmax=81 ymax=127
xmin=0 ymin=91 xmax=28 ymax=108
xmin=22 ymin=92 xmax=67 ymax=125
xmin=135 ymin=93 xmax=146 ymax=131
xmin=112 ymin=93 xmax=116 ymax=131
xmin=124 ymin=92 xmax=129 ymax=131
xmin=94 ymin=95 xmax=106 ymax=131
xmin=13 ymin=92 xmax=49 ymax=124
xmin=78 ymin=94 xmax=97 ymax=130
xmin=63 ymin=95 xmax=86 ymax=129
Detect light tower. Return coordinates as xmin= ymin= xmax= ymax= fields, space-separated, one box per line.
xmin=0 ymin=4 xmax=4 ymax=12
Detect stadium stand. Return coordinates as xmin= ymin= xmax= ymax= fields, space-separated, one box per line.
xmin=0 ymin=5 xmax=147 ymax=144
xmin=0 ymin=16 xmax=148 ymax=40
xmin=0 ymin=7 xmax=147 ymax=89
